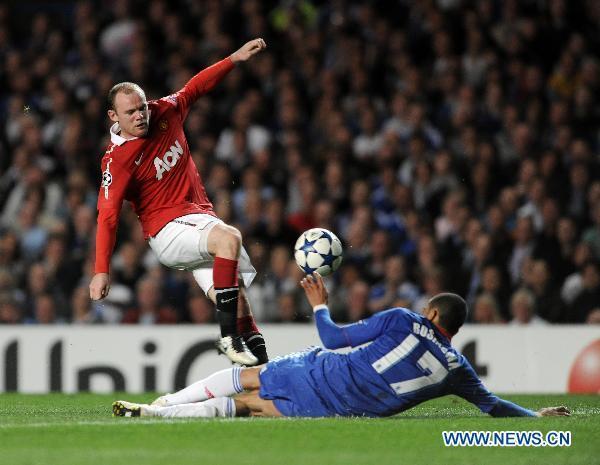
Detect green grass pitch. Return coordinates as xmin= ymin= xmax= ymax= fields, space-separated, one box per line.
xmin=1 ymin=394 xmax=598 ymax=465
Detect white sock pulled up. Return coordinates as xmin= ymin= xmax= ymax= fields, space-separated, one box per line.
xmin=162 ymin=366 xmax=243 ymax=406
xmin=144 ymin=398 xmax=236 ymax=418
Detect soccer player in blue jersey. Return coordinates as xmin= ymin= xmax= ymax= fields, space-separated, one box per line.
xmin=113 ymin=274 xmax=570 ymax=419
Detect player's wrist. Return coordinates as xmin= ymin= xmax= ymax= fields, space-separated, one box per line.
xmin=313 ymin=304 xmax=328 ymax=313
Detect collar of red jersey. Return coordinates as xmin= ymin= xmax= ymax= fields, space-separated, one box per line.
xmin=109 ymin=122 xmax=139 ymax=146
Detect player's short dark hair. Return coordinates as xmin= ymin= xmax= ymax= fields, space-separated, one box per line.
xmin=107 ymin=82 xmax=146 ymax=110
xmin=429 ymin=292 xmax=468 ymax=335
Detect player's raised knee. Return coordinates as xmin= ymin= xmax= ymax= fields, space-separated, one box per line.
xmin=210 ymin=224 xmax=242 ymax=258
xmin=222 ymin=226 xmax=242 ymax=249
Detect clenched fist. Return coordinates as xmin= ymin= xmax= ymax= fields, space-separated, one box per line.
xmin=90 ymin=273 xmax=111 ymax=300
xmin=230 ymin=38 xmax=267 ymax=63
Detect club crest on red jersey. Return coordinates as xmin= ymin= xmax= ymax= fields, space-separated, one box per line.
xmin=159 ymin=119 xmax=168 ymax=131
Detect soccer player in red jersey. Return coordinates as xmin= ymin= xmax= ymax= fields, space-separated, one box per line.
xmin=89 ymin=39 xmax=268 ymax=366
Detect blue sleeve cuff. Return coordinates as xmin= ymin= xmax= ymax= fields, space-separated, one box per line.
xmin=489 ymin=399 xmax=537 ymax=417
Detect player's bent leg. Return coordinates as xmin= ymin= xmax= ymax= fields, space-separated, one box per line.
xmin=152 ymin=366 xmax=246 ymax=407
xmin=114 ymin=398 xmax=242 ymax=418
xmin=235 ymin=390 xmax=283 ymax=418
xmin=150 ymin=398 xmax=239 ymax=418
xmin=207 ymin=223 xmax=242 ymax=259
xmin=240 ymin=366 xmax=262 ymax=390
xmin=208 ymin=224 xmax=257 ymax=366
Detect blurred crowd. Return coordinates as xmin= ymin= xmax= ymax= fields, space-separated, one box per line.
xmin=0 ymin=0 xmax=599 ymax=326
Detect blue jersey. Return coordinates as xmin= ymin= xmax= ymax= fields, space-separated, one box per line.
xmin=259 ymin=307 xmax=529 ymax=417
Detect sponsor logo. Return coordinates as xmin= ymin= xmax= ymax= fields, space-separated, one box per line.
xmin=154 ymin=139 xmax=183 ymax=180
xmin=134 ymin=152 xmax=144 ymax=166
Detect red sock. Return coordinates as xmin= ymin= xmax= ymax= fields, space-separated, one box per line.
xmin=213 ymin=257 xmax=238 ymax=288
xmin=237 ymin=315 xmax=259 ymax=334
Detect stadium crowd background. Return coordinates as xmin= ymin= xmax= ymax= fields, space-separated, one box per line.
xmin=0 ymin=0 xmax=599 ymax=326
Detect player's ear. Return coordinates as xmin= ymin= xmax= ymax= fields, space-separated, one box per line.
xmin=108 ymin=109 xmax=118 ymax=123
xmin=424 ymin=306 xmax=438 ymax=322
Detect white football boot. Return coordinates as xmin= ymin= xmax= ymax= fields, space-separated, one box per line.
xmin=216 ymin=335 xmax=258 ymax=366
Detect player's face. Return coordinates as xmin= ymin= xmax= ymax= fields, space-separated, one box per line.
xmin=109 ymin=91 xmax=149 ymax=139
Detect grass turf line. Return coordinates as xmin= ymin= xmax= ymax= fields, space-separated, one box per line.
xmin=0 ymin=394 xmax=598 ymax=465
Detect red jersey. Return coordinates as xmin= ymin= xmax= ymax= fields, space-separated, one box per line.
xmin=95 ymin=57 xmax=234 ymax=274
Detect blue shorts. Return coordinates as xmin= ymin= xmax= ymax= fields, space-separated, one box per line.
xmin=259 ymin=347 xmax=336 ymax=417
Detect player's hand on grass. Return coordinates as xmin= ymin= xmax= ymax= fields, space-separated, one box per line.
xmin=300 ymin=272 xmax=329 ymax=307
xmin=536 ymin=406 xmax=571 ymax=417
xmin=90 ymin=273 xmax=111 ymax=300
xmin=230 ymin=38 xmax=266 ymax=63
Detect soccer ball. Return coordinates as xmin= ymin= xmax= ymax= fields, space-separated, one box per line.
xmin=294 ymin=228 xmax=343 ymax=277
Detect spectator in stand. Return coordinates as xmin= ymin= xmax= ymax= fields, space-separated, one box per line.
xmin=561 ymin=242 xmax=595 ymax=306
xmin=0 ymin=298 xmax=22 ymax=324
xmin=508 ymin=216 xmax=536 ymax=286
xmin=568 ymin=261 xmax=600 ymax=323
xmin=477 ymin=264 xmax=511 ymax=321
xmin=368 ymin=255 xmax=419 ymax=313
xmin=0 ymin=0 xmax=598 ymax=326
xmin=187 ymin=294 xmax=215 ymax=324
xmin=341 ymin=281 xmax=371 ymax=322
xmin=586 ymin=309 xmax=600 ymax=324
xmin=525 ymin=260 xmax=565 ymax=323
xmin=472 ymin=293 xmax=505 ymax=324
xmin=111 ymin=242 xmax=146 ymax=290
xmin=508 ymin=288 xmax=548 ymax=326
xmin=582 ymin=203 xmax=600 ymax=259
xmin=365 ymin=229 xmax=392 ymax=284
xmin=122 ymin=276 xmax=178 ymax=324
xmin=71 ymin=285 xmax=96 ymax=324
xmin=29 ymin=293 xmax=59 ymax=324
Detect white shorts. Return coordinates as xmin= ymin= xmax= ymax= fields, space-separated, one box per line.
xmin=148 ymin=214 xmax=256 ymax=294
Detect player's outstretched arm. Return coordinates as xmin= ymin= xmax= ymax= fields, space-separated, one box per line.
xmin=451 ymin=360 xmax=566 ymax=418
xmin=489 ymin=399 xmax=571 ymax=417
xmin=169 ymin=38 xmax=266 ymax=118
xmin=301 ymin=273 xmax=392 ymax=349
xmin=301 ymin=273 xmax=349 ymax=349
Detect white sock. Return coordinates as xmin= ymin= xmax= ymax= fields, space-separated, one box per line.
xmin=162 ymin=367 xmax=243 ymax=406
xmin=145 ymin=398 xmax=236 ymax=418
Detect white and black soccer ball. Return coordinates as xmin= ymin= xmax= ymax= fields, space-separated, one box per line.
xmin=294 ymin=228 xmax=343 ymax=277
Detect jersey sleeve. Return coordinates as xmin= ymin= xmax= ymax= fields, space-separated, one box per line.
xmin=314 ymin=306 xmax=407 ymax=349
xmin=447 ymin=356 xmax=500 ymax=413
xmin=94 ymin=155 xmax=132 ymax=274
xmin=161 ymin=57 xmax=235 ymax=121
xmin=447 ymin=354 xmax=537 ymax=417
